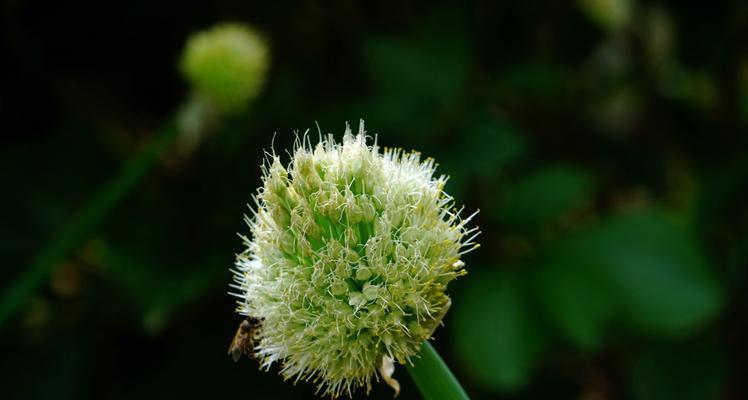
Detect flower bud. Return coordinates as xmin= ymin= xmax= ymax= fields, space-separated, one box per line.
xmin=180 ymin=23 xmax=269 ymax=112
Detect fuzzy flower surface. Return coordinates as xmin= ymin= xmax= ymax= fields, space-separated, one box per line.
xmin=232 ymin=123 xmax=479 ymax=397
xmin=180 ymin=23 xmax=269 ymax=112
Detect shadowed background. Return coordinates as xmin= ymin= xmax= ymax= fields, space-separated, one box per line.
xmin=2 ymin=1 xmax=748 ymax=399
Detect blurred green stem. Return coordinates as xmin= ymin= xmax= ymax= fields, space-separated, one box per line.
xmin=0 ymin=122 xmax=178 ymax=325
xmin=407 ymin=341 xmax=470 ymax=400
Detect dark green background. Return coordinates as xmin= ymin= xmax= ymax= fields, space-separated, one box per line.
xmin=2 ymin=1 xmax=748 ymax=399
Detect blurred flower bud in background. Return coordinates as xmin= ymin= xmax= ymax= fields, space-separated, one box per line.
xmin=181 ymin=23 xmax=269 ymax=112
xmin=578 ymin=0 xmax=633 ymax=33
xmin=175 ymin=22 xmax=270 ymax=156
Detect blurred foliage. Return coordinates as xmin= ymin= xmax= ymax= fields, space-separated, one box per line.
xmin=3 ymin=1 xmax=748 ymax=400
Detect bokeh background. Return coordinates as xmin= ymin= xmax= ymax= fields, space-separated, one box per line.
xmin=3 ymin=1 xmax=748 ymax=399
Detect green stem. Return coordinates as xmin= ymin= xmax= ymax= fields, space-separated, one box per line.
xmin=406 ymin=341 xmax=470 ymax=400
xmin=0 ymin=121 xmax=179 ymax=326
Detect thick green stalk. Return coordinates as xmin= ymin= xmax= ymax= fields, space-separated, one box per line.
xmin=407 ymin=341 xmax=470 ymax=400
xmin=0 ymin=122 xmax=178 ymax=326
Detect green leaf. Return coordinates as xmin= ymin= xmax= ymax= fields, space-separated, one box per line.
xmin=443 ymin=115 xmax=527 ymax=196
xmin=463 ymin=117 xmax=527 ymax=178
xmin=451 ymin=270 xmax=544 ymax=392
xmin=534 ymin=248 xmax=616 ymax=350
xmin=534 ymin=210 xmax=722 ymax=348
xmin=500 ymin=165 xmax=596 ymax=227
xmin=538 ymin=212 xmax=722 ymax=340
xmin=576 ymin=211 xmax=722 ymax=336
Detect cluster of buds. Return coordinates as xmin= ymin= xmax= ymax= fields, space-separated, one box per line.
xmin=232 ymin=122 xmax=478 ymax=397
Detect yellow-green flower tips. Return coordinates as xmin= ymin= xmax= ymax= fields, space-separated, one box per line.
xmin=180 ymin=23 xmax=269 ymax=112
xmin=231 ymin=122 xmax=479 ymax=398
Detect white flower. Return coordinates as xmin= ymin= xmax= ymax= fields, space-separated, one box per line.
xmin=231 ymin=121 xmax=479 ymax=398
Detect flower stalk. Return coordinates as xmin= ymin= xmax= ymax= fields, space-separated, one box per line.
xmin=0 ymin=22 xmax=269 ymax=326
xmin=0 ymin=121 xmax=179 ymax=325
xmin=407 ymin=341 xmax=470 ymax=400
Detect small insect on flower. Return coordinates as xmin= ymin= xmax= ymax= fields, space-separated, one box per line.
xmin=228 ymin=316 xmax=262 ymax=362
xmin=229 ymin=121 xmax=479 ymax=398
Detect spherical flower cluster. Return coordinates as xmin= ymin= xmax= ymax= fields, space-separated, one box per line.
xmin=180 ymin=23 xmax=269 ymax=112
xmin=231 ymin=123 xmax=479 ymax=397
